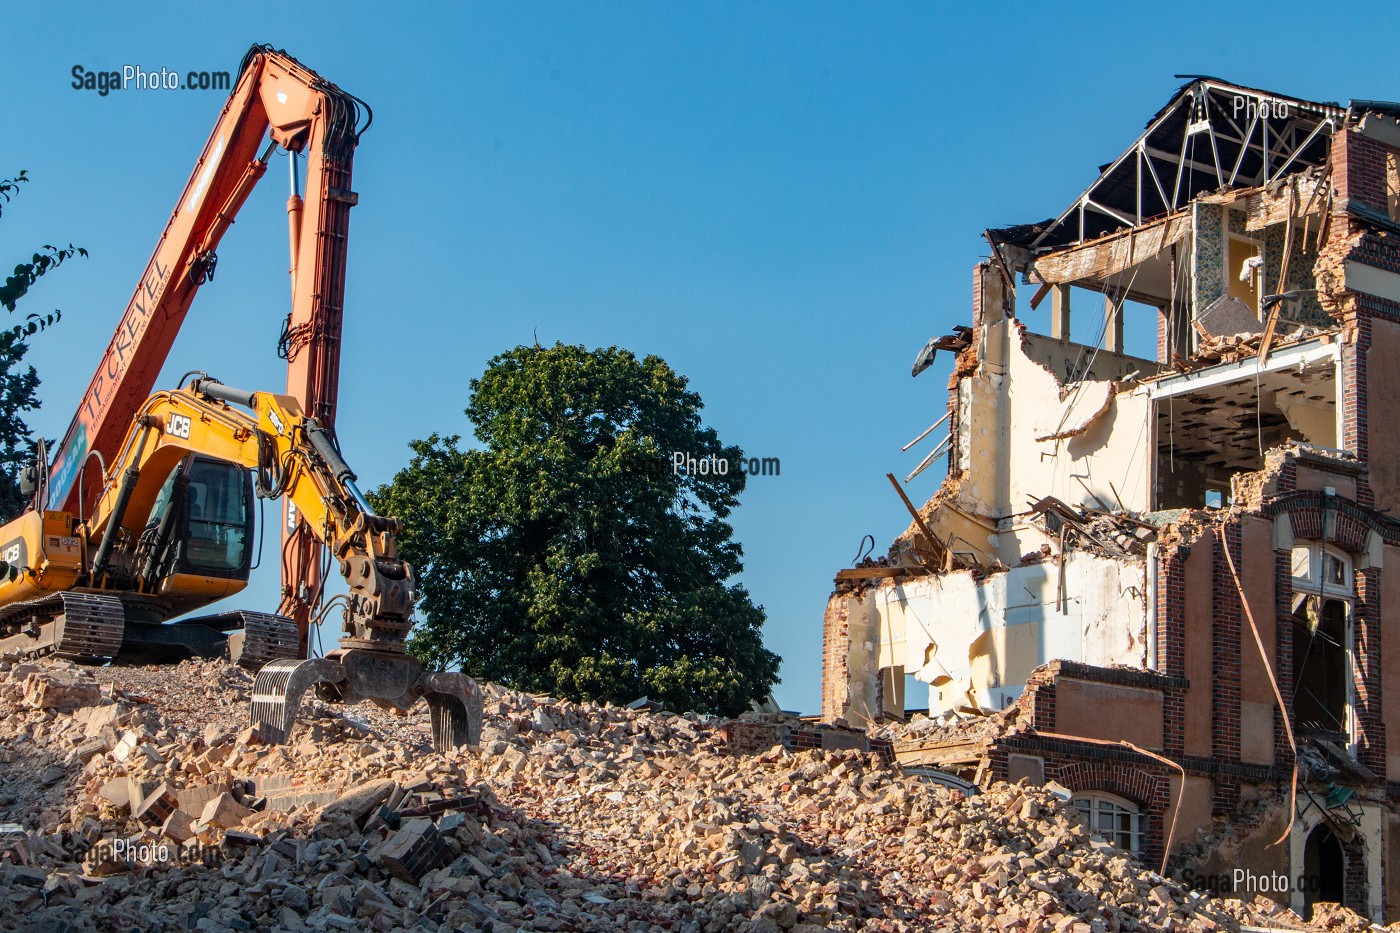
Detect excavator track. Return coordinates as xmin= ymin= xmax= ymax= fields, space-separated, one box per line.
xmin=0 ymin=592 xmax=125 ymax=662
xmin=116 ymin=609 xmax=301 ymax=670
xmin=222 ymin=611 xmax=300 ymax=670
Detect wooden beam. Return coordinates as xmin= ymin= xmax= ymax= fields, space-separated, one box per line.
xmin=886 ymin=472 xmax=948 ymax=572
xmin=984 ymin=230 xmax=1017 ymax=306
xmin=893 ymin=741 xmax=987 ymax=767
xmin=834 ymin=566 xmax=918 ymax=581
xmin=1028 ymin=281 xmax=1052 ymax=311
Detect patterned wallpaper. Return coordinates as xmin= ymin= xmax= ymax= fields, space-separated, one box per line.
xmin=1192 ymin=203 xmax=1326 ymax=329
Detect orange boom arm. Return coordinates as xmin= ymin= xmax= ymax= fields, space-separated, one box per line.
xmin=47 ymin=44 xmax=369 ymax=646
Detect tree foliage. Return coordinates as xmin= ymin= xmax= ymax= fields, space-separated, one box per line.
xmin=0 ymin=170 xmax=80 ymax=520
xmin=371 ymin=343 xmax=780 ymax=716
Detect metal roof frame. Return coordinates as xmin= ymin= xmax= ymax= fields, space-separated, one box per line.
xmin=1025 ymin=81 xmax=1344 ymax=252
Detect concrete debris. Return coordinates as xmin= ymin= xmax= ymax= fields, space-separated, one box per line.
xmin=197 ymin=792 xmax=253 ymax=832
xmin=21 ymin=668 xmax=102 ymax=710
xmin=1195 ymin=296 xmax=1265 ymax=339
xmin=0 ymin=654 xmax=1371 ymax=932
xmin=160 ymin=809 xmax=195 ymax=844
xmin=1174 ymin=324 xmax=1330 ymax=370
xmin=132 ymin=782 xmax=180 ymax=826
xmin=1028 ymin=496 xmax=1158 ymax=559
xmin=376 ymin=817 xmax=450 ymax=883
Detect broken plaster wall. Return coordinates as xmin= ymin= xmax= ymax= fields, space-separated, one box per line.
xmin=952 ymin=308 xmax=1152 ymax=564
xmin=845 ymin=551 xmax=1147 ymax=720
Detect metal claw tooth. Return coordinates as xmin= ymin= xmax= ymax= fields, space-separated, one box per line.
xmin=249 ymin=650 xmax=483 ymax=752
xmin=249 ymin=658 xmax=347 ymax=744
xmin=420 ymin=672 xmax=484 ymax=751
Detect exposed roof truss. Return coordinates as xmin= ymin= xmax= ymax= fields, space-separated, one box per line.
xmin=1025 ymin=81 xmax=1343 ymax=252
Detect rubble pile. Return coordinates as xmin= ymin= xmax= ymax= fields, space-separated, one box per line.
xmin=1172 ymin=324 xmax=1330 ymax=370
xmin=0 ymin=656 xmax=1375 ymax=932
xmin=872 ymin=703 xmax=1024 ymax=750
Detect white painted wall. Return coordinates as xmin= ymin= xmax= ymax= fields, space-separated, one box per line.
xmin=870 ymin=551 xmax=1147 ymax=714
xmin=954 ymin=318 xmax=1152 ymax=565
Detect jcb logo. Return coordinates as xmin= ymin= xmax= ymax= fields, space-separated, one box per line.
xmin=1 ymin=538 xmax=27 ymax=571
xmin=167 ymin=414 xmax=192 ymax=439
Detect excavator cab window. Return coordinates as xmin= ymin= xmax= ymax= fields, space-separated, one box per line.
xmin=146 ymin=455 xmax=255 ymax=581
xmin=183 ymin=458 xmax=252 ymax=573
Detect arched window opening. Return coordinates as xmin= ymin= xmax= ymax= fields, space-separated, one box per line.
xmin=1289 ymin=542 xmax=1355 ymax=744
xmin=1290 ymin=543 xmax=1352 ymax=598
xmin=1291 ymin=596 xmax=1351 ymax=736
xmin=1071 ymin=792 xmax=1141 ymax=853
xmin=1301 ymin=824 xmax=1345 ymax=919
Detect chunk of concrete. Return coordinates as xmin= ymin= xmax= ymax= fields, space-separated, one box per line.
xmin=23 ymin=671 xmax=101 ymax=710
xmin=133 ymin=783 xmax=180 ymax=826
xmin=376 ymin=818 xmax=449 ymax=884
xmin=321 ymin=778 xmax=396 ymax=824
xmin=161 ymin=810 xmax=195 ymax=844
xmin=198 ymin=793 xmax=253 ymax=831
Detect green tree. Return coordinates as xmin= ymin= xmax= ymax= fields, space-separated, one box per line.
xmin=0 ymin=170 xmax=80 ymax=520
xmin=371 ymin=343 xmax=780 ymax=716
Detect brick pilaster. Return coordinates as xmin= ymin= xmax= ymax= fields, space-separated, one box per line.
xmin=1212 ymin=524 xmax=1243 ymax=812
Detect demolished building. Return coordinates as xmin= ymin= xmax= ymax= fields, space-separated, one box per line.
xmin=821 ymin=79 xmax=1400 ymax=922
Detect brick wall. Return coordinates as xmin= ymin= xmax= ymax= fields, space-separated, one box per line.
xmin=1212 ymin=524 xmax=1243 ymax=812
xmin=1272 ymin=546 xmax=1296 ymax=766
xmin=989 ymin=736 xmax=1174 ymax=868
xmin=1345 ymin=830 xmax=1371 ymax=916
xmin=1349 ymin=312 xmax=1371 ymax=508
xmin=820 ymin=594 xmax=850 ymax=723
xmin=1270 ymin=493 xmax=1391 ymax=552
xmin=972 ymin=262 xmax=987 ymax=331
xmin=721 ymin=718 xmax=892 ymax=760
xmin=1336 ymin=129 xmax=1390 ymax=216
xmin=1155 ymin=540 xmax=1189 ymax=769
xmin=1355 ymin=566 xmax=1387 ymax=776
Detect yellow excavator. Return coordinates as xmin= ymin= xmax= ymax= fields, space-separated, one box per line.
xmin=0 ymin=377 xmax=481 ymax=750
xmin=0 ymin=45 xmax=477 ymax=749
xmin=44 ymin=45 xmax=376 ymax=663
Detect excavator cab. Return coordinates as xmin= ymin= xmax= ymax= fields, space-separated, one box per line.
xmin=105 ymin=455 xmax=291 ymax=668
xmin=96 ymin=453 xmax=298 ymax=669
xmin=143 ymin=455 xmax=255 ymax=587
xmin=0 ymin=449 xmax=297 ymax=669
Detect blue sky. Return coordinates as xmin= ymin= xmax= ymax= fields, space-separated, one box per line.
xmin=3 ymin=2 xmax=1398 ymax=711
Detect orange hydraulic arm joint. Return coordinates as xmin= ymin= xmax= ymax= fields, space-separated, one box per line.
xmin=45 ymin=44 xmax=370 ymax=655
